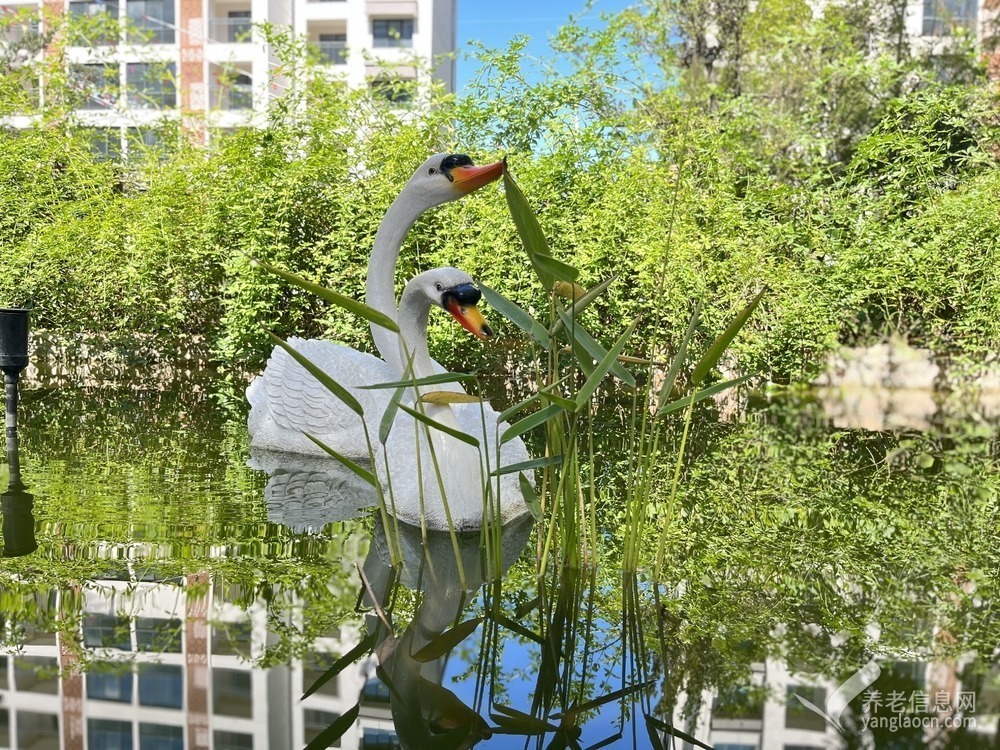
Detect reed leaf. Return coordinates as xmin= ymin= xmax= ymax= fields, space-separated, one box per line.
xmin=302 ymin=633 xmax=376 ymax=699
xmin=489 ymin=611 xmax=545 ymax=644
xmin=549 ymin=276 xmax=617 ymax=337
xmin=691 ymin=289 xmax=765 ymax=385
xmin=501 ymin=404 xmax=564 ymax=445
xmin=378 ymin=385 xmax=405 ymax=445
xmin=303 ymin=433 xmax=377 ymax=488
xmin=268 ymin=333 xmax=363 ymax=417
xmin=518 ymin=472 xmax=542 ymax=520
xmin=657 ymin=301 xmax=701 ymax=404
xmin=397 ymin=403 xmax=480 ymax=448
xmin=497 ymin=392 xmax=541 ymax=423
xmin=359 ymin=372 xmax=475 ymax=390
xmin=537 ymin=389 xmax=576 ymax=411
xmin=533 ymin=252 xmax=580 ymax=284
xmin=644 ymin=714 xmax=714 ymax=750
xmin=656 ymin=374 xmax=752 ymax=418
xmin=489 ymin=454 xmax=564 ymax=477
xmin=480 ymin=283 xmax=550 ymax=348
xmin=304 ymin=703 xmax=360 ymax=750
xmin=254 ymin=259 xmax=399 ymax=332
xmin=575 ymin=318 xmax=639 ymax=410
xmin=553 ymin=280 xmax=587 ymax=300
xmin=501 ymin=165 xmax=556 ymax=288
xmin=419 ymin=392 xmax=482 ymax=405
xmin=556 ymin=309 xmax=637 ymax=387
xmin=489 ymin=711 xmax=552 ymax=734
xmin=563 ymin=679 xmax=654 ymax=715
xmin=411 ymin=617 xmax=484 ymax=663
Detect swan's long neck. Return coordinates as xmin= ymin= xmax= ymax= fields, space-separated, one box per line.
xmin=366 ymin=190 xmax=426 ymax=376
xmin=396 ymin=285 xmax=436 ymax=383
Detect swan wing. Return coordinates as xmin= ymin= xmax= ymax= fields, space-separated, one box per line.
xmin=248 ymin=338 xmax=397 ymax=455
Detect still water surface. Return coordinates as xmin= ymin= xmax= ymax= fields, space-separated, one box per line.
xmin=0 ymin=367 xmax=997 ymax=750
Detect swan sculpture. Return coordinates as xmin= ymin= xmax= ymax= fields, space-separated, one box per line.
xmin=247 ymin=154 xmax=530 ymax=530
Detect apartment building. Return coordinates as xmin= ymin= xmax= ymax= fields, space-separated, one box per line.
xmin=0 ymin=0 xmax=456 ymax=148
xmin=0 ymin=573 xmax=399 ymax=750
xmin=672 ymin=655 xmax=996 ymax=750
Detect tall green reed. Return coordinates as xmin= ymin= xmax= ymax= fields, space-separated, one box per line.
xmin=256 ymin=162 xmax=761 ymax=749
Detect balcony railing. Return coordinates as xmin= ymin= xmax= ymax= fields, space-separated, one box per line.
xmin=210 ymin=84 xmax=253 ymax=111
xmin=208 ymin=17 xmax=252 ymax=43
xmin=1 ymin=22 xmax=40 ymax=44
xmin=316 ymin=41 xmax=347 ymax=64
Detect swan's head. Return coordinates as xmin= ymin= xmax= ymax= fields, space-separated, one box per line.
xmin=412 ymin=267 xmax=494 ymax=340
xmin=402 ymin=153 xmax=504 ymax=210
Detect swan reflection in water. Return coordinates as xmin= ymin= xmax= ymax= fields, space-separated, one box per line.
xmin=254 ymin=448 xmax=532 ymax=749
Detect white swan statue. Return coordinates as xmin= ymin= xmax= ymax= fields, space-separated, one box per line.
xmin=247 ymin=154 xmax=531 ymax=530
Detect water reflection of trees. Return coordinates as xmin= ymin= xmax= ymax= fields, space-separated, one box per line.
xmin=1 ymin=380 xmax=996 ymax=747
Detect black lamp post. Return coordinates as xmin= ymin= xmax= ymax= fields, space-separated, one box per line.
xmin=0 ymin=308 xmax=35 ymax=557
xmin=0 ymin=308 xmax=30 ymax=444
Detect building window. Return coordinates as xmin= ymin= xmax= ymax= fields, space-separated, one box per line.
xmin=126 ymin=0 xmax=174 ymax=43
xmin=138 ymin=664 xmax=183 ymax=709
xmin=369 ymin=77 xmax=413 ymax=104
xmin=84 ymin=613 xmax=133 ymax=650
xmin=213 ymin=668 xmax=252 ymax=718
xmin=136 ymin=618 xmax=182 ymax=652
xmin=305 ymin=710 xmax=341 ymax=747
xmin=0 ymin=656 xmax=7 ymax=689
xmin=785 ymin=686 xmax=828 ymax=731
xmin=14 ymin=656 xmax=60 ymax=694
xmin=210 ymin=71 xmax=253 ymax=111
xmin=226 ymin=10 xmax=251 ymax=41
xmin=87 ymin=668 xmax=134 ymax=702
xmin=922 ymin=0 xmax=977 ymax=35
xmin=711 ymin=684 xmax=764 ymax=730
xmin=211 ymin=619 xmax=253 ymax=657
xmin=87 ymin=128 xmax=122 ymax=161
xmin=304 ymin=654 xmax=340 ymax=698
xmin=17 ymin=712 xmax=60 ymax=750
xmin=361 ymin=676 xmax=390 ymax=703
xmin=214 ymin=730 xmax=254 ymax=750
xmin=139 ymin=723 xmax=183 ymax=750
xmin=126 ymin=62 xmax=176 ymax=108
xmin=89 ymin=718 xmax=133 ymax=750
xmin=372 ymin=18 xmax=412 ymax=48
xmin=360 ymin=727 xmax=398 ymax=749
xmin=72 ymin=64 xmax=119 ymax=110
xmin=317 ymin=33 xmax=347 ymax=64
xmin=68 ymin=0 xmax=118 ymax=44
xmin=0 ymin=709 xmax=9 ymax=748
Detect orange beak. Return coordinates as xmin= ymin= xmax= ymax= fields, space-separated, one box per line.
xmin=445 ymin=299 xmax=494 ymax=339
xmin=450 ymin=161 xmax=504 ymax=194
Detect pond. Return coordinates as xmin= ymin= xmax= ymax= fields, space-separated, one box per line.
xmin=0 ymin=362 xmax=997 ymax=750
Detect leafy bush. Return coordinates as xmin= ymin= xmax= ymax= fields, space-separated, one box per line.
xmin=0 ymin=4 xmax=996 ymax=380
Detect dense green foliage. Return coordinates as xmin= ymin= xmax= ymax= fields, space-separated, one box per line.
xmin=0 ymin=1 xmax=997 ymax=381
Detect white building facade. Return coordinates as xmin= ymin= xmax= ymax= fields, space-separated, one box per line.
xmin=0 ymin=0 xmax=455 ymax=146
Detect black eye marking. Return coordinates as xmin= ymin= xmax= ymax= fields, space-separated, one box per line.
xmin=439 ymin=154 xmax=474 ymax=183
xmin=435 ymin=282 xmax=443 ymax=292
xmin=428 ymin=167 xmax=436 ymax=174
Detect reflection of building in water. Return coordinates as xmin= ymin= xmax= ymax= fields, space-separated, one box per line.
xmin=0 ymin=572 xmax=395 ymax=749
xmin=675 ymin=656 xmax=998 ymax=750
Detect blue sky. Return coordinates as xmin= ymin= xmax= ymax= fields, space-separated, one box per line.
xmin=454 ymin=0 xmax=635 ymax=91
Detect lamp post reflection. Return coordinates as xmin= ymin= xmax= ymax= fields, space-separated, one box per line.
xmin=2 ymin=430 xmax=37 ymax=557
